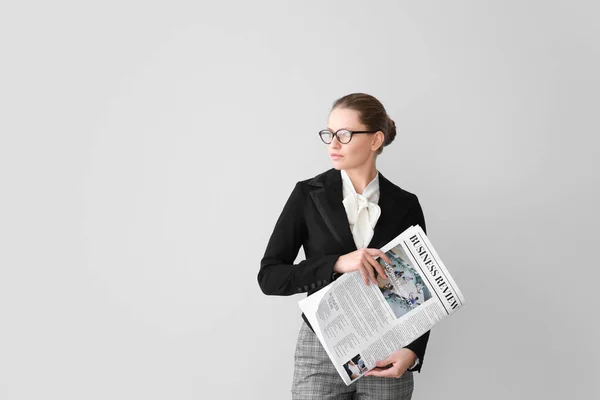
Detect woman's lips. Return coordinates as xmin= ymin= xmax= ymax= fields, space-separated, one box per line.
xmin=330 ymin=154 xmax=343 ymax=159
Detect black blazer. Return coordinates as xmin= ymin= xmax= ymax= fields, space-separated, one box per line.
xmin=258 ymin=167 xmax=431 ymax=372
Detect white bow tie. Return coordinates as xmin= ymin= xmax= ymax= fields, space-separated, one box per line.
xmin=342 ymin=193 xmax=381 ymax=249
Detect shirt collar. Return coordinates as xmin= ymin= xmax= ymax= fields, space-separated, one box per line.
xmin=340 ymin=169 xmax=380 ymax=203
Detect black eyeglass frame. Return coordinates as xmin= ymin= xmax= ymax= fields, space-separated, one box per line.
xmin=318 ymin=128 xmax=379 ymax=144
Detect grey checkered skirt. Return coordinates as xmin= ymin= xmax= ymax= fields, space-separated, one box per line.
xmin=292 ymin=320 xmax=414 ymax=399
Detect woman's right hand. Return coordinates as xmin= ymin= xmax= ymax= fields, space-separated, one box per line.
xmin=333 ymin=248 xmax=392 ymax=286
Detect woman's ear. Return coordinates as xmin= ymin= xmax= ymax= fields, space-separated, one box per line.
xmin=372 ymin=131 xmax=385 ymax=151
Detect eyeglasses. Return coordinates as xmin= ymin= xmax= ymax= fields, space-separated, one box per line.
xmin=318 ymin=128 xmax=379 ymax=144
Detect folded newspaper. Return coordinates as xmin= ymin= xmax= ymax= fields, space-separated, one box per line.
xmin=298 ymin=224 xmax=465 ymax=385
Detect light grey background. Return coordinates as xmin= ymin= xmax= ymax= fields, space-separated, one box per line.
xmin=1 ymin=1 xmax=598 ymax=399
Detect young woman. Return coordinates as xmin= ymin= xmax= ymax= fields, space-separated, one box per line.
xmin=258 ymin=93 xmax=431 ymax=399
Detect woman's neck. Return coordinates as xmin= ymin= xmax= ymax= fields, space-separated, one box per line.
xmin=344 ymin=165 xmax=378 ymax=194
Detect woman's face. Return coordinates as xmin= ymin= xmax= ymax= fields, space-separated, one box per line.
xmin=326 ymin=107 xmax=383 ymax=169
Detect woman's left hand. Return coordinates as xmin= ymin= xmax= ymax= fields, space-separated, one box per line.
xmin=364 ymin=348 xmax=417 ymax=378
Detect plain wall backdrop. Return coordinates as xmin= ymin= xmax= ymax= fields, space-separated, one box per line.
xmin=1 ymin=1 xmax=598 ymax=399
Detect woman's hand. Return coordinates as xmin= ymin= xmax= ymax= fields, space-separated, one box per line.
xmin=333 ymin=248 xmax=392 ymax=286
xmin=364 ymin=348 xmax=417 ymax=378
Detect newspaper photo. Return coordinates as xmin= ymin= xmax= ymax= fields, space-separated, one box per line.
xmin=298 ymin=224 xmax=465 ymax=386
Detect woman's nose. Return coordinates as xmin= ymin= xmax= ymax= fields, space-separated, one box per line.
xmin=329 ymin=137 xmax=342 ymax=149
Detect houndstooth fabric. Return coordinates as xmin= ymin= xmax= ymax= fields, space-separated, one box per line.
xmin=292 ymin=320 xmax=414 ymax=399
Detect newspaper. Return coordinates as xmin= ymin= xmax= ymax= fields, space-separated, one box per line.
xmin=298 ymin=224 xmax=465 ymax=385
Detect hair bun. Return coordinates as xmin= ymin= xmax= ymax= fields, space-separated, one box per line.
xmin=385 ymin=116 xmax=397 ymax=146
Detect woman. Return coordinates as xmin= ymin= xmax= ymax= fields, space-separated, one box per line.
xmin=258 ymin=93 xmax=431 ymax=399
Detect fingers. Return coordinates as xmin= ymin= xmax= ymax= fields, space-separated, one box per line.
xmin=364 ymin=355 xmax=395 ymax=377
xmin=365 ymin=258 xmax=377 ymax=285
xmin=365 ymin=248 xmax=390 ymax=263
xmin=365 ymin=252 xmax=388 ymax=281
xmin=359 ymin=257 xmax=378 ymax=286
xmin=365 ymin=366 xmax=403 ymax=378
xmin=359 ymin=261 xmax=371 ymax=286
xmin=354 ymin=249 xmax=393 ymax=285
xmin=365 ymin=248 xmax=392 ymax=270
xmin=375 ymin=249 xmax=392 ymax=266
xmin=375 ymin=357 xmax=393 ymax=367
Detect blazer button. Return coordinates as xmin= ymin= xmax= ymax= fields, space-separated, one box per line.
xmin=311 ymin=282 xmax=316 ymax=289
xmin=303 ymin=284 xmax=309 ymax=291
xmin=297 ymin=287 xmax=303 ymax=293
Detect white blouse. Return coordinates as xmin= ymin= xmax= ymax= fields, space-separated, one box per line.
xmin=339 ymin=169 xmax=420 ymax=370
xmin=340 ymin=169 xmax=381 ymax=249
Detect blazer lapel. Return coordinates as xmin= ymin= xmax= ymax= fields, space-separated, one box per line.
xmin=309 ymin=168 xmax=356 ymax=253
xmin=308 ymin=168 xmax=411 ymax=252
xmin=369 ymin=171 xmax=408 ymax=249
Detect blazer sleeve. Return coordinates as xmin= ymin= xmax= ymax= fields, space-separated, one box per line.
xmin=403 ymin=195 xmax=431 ymax=373
xmin=258 ymin=181 xmax=341 ymax=296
